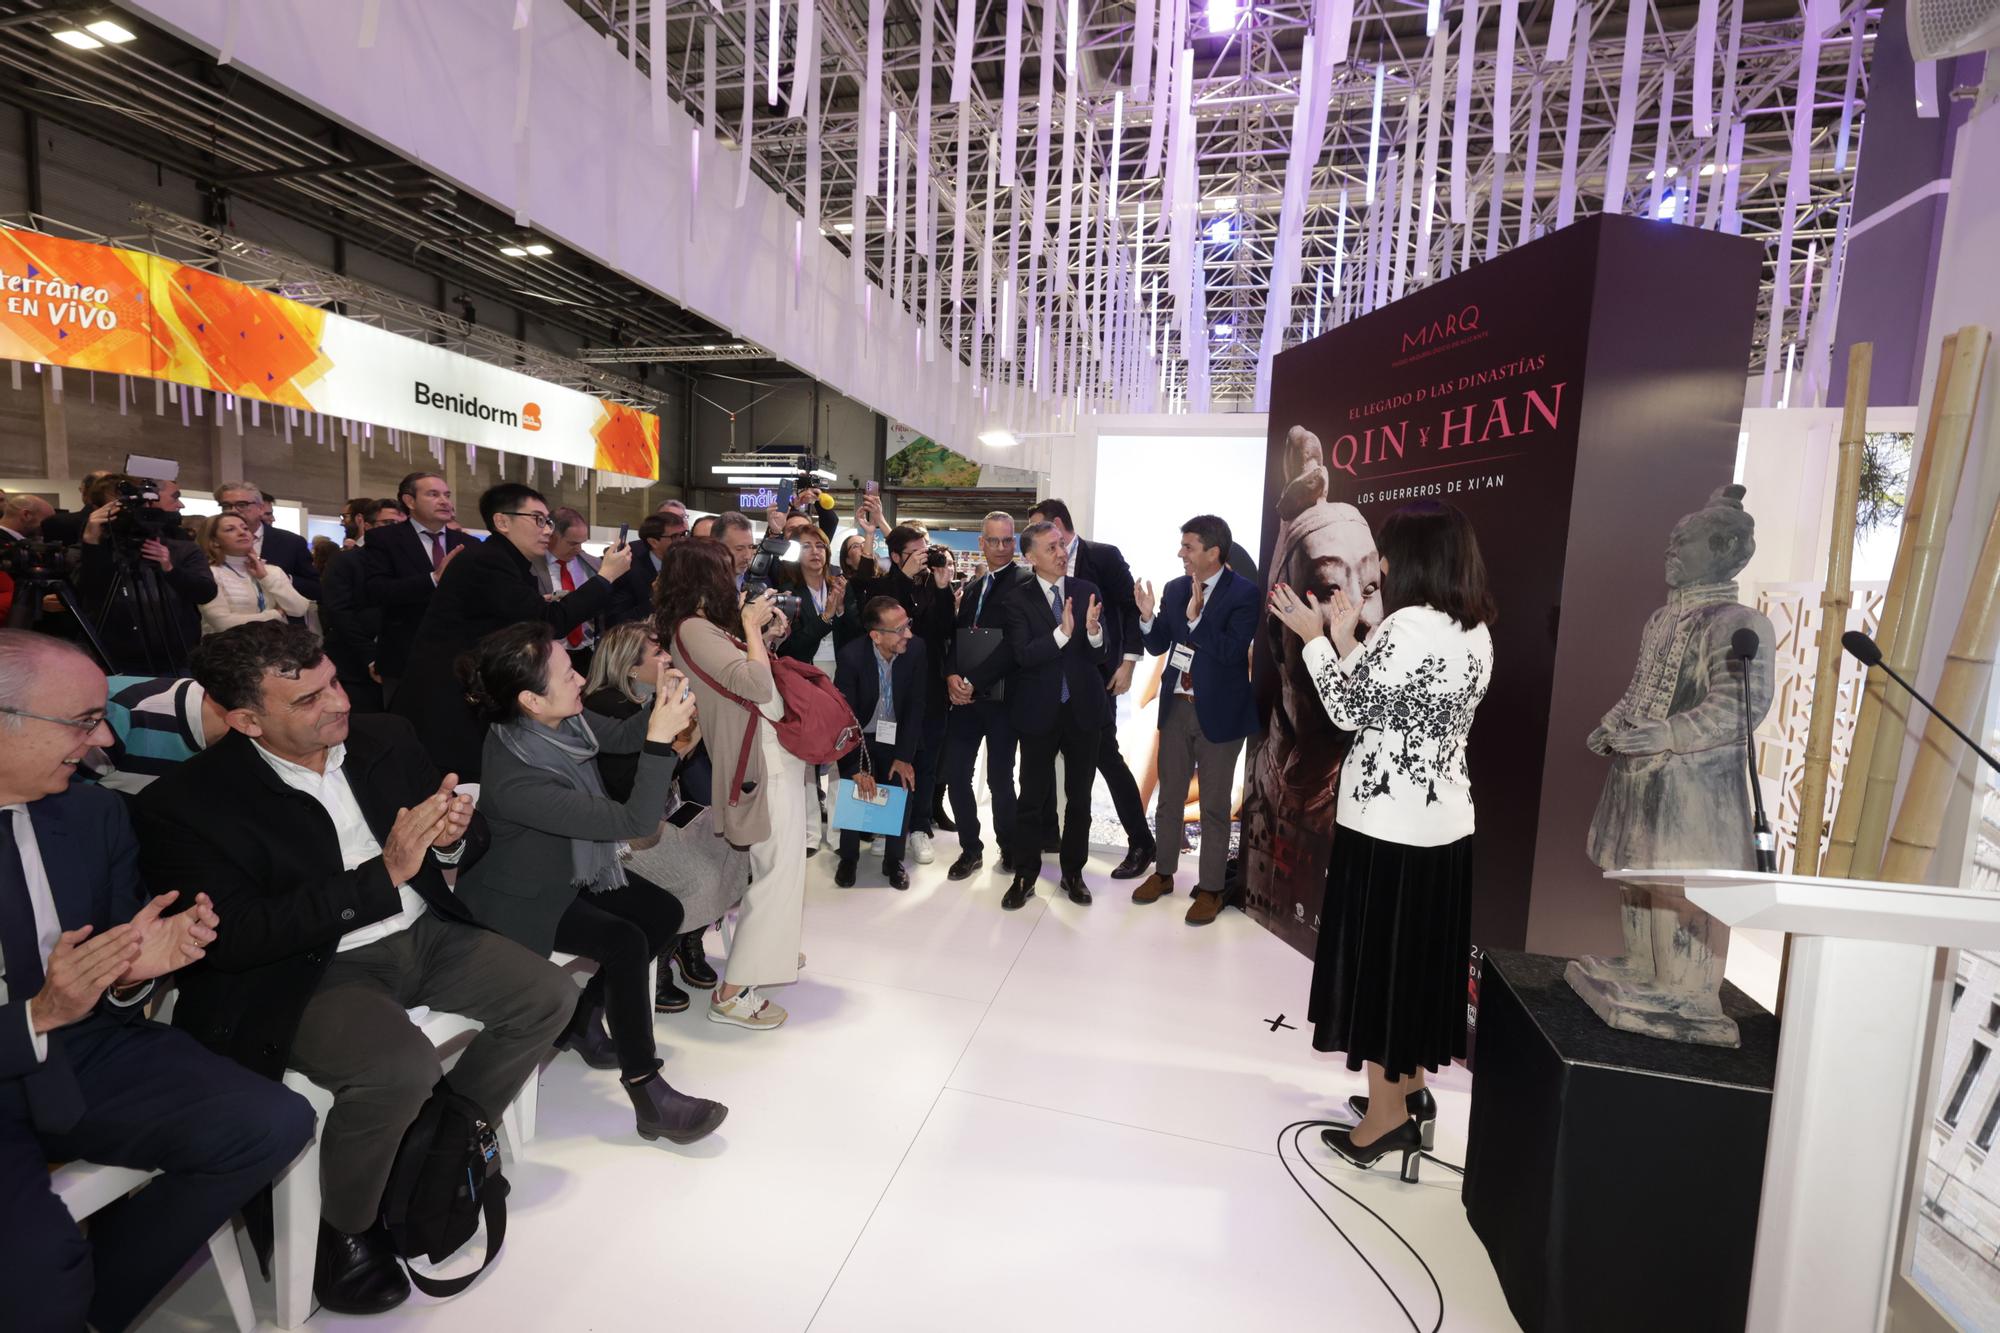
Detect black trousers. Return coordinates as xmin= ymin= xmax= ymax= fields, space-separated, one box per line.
xmin=1039 ymin=701 xmax=1151 ymax=849
xmin=1015 ymin=707 xmax=1102 ymax=876
xmin=945 ymin=699 xmax=1018 ymax=858
xmin=1 ymin=1019 xmax=316 ymax=1332
xmin=838 ymin=738 xmax=912 ymax=869
xmin=557 ymin=878 xmax=687 ymax=1078
xmin=908 ymin=708 xmax=950 ymax=836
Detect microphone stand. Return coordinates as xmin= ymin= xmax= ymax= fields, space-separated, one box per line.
xmin=1740 ymin=653 xmax=1778 ymax=873
xmin=1865 ymin=656 xmax=2000 ymax=776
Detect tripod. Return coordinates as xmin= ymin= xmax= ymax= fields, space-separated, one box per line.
xmin=91 ymin=553 xmax=193 ymax=675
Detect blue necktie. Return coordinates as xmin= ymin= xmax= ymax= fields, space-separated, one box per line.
xmin=1 ymin=815 xmax=85 ymax=1134
xmin=1050 ymin=583 xmax=1069 ymax=704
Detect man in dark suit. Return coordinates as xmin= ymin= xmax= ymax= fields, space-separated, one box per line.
xmin=873 ymin=525 xmax=957 ymax=867
xmin=0 ymin=630 xmax=314 ymax=1333
xmin=361 ymin=470 xmax=476 ymax=698
xmin=320 ymin=499 xmax=406 ymax=712
xmin=941 ymin=511 xmax=1027 ymax=881
xmin=536 ymin=507 xmax=604 ymax=677
xmin=393 ymin=482 xmax=631 ymax=778
xmin=1027 ymin=499 xmax=1157 ymax=879
xmin=998 ymin=521 xmax=1108 ymax=910
xmin=832 ymin=597 xmax=927 ymax=891
xmin=137 ymin=621 xmax=576 ymax=1316
xmin=610 ymin=511 xmax=685 ymax=626
xmin=1132 ymin=515 xmax=1262 ymax=926
xmin=215 ymin=480 xmax=320 ymax=602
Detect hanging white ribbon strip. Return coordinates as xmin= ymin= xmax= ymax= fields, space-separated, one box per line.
xmin=219 ymin=0 xmax=240 ymax=64
xmin=802 ymin=56 xmax=821 ymax=304
xmin=1647 ymin=68 xmax=1674 ymax=217
xmin=1002 ymin=0 xmax=1026 ymax=186
xmin=889 ymin=110 xmax=906 ymax=304
xmin=1717 ymin=0 xmax=1745 ymax=131
xmin=1393 ymin=95 xmax=1418 ymax=298
xmin=1031 ymin=0 xmax=1058 ymax=257
xmin=1518 ymin=76 xmax=1543 ymax=245
xmin=359 ymin=0 xmax=382 ymax=48
xmin=1492 ymin=0 xmax=1519 ymax=159
xmin=1544 ymin=0 xmax=1575 ymax=62
xmin=1692 ymin=0 xmax=1719 ymax=135
xmin=739 ymin=0 xmax=756 ymax=207
xmin=1719 ymin=119 xmax=1746 ymax=232
xmin=1366 ymin=59 xmax=1385 ymax=205
xmin=1834 ymin=22 xmax=1861 ymax=171
xmin=1054 ymin=0 xmax=1078 ymax=287
xmin=1449 ymin=0 xmax=1479 ymax=222
xmin=952 ymin=0 xmax=976 ymax=103
xmin=514 ymin=8 xmax=534 ymax=142
xmin=1556 ymin=0 xmax=1590 ymax=228
xmin=515 ymin=0 xmax=535 ymax=29
xmin=651 ymin=0 xmax=670 ymax=143
xmin=1418 ymin=31 xmax=1447 ymax=278
xmin=1601 ymin=0 xmax=1648 ymax=215
xmin=1143 ymin=0 xmax=1178 ymax=178
xmin=917 ymin=0 xmax=935 ymax=254
xmin=953 ymin=110 xmax=971 ymax=306
xmin=786 ymin=0 xmax=816 ymax=116
xmin=1132 ymin=0 xmax=1157 ymax=99
xmin=768 ymin=0 xmax=781 ymax=105
xmin=862 ymin=0 xmax=885 ymax=197
xmin=1324 ymin=0 xmax=1356 ymax=65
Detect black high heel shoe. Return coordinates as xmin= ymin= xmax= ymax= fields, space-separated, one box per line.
xmin=1321 ymin=1119 xmax=1425 ymax=1182
xmin=1346 ymin=1087 xmax=1438 ymax=1150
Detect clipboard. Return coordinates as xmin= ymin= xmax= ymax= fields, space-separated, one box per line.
xmin=831 ymin=778 xmax=910 ymax=835
xmin=955 ymin=627 xmax=1006 ymax=702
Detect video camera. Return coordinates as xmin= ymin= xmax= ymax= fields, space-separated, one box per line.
xmin=105 ymin=475 xmax=183 ymax=555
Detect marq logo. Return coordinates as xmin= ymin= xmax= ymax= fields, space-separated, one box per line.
xmin=1400 ymin=304 xmax=1482 ymax=353
xmin=415 ymin=381 xmax=520 ymax=429
xmin=521 ymin=402 xmax=543 ymax=432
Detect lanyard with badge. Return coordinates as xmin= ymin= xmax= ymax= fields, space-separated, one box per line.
xmin=874 ymin=655 xmax=898 ymax=746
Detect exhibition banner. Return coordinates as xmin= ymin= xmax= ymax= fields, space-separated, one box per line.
xmin=0 ymin=227 xmax=659 ymax=479
xmin=1245 ymin=215 xmax=1761 ymax=958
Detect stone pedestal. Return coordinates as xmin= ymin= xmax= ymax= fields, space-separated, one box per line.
xmin=1563 ymin=877 xmax=1740 ymax=1047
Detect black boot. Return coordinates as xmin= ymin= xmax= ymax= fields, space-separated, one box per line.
xmin=314 ymin=1220 xmax=410 ymax=1315
xmin=625 ymin=1071 xmax=730 ymax=1144
xmin=655 ymin=966 xmax=691 ymax=1014
xmin=673 ymin=930 xmax=719 ymax=989
xmin=557 ymin=1002 xmax=620 ymax=1070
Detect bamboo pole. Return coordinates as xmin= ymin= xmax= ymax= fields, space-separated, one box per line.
xmin=1881 ymin=491 xmax=2000 ymax=882
xmin=1795 ymin=343 xmax=1871 ymax=877
xmin=1822 ymin=331 xmax=1959 ymax=877
xmin=1847 ymin=326 xmax=1990 ymax=880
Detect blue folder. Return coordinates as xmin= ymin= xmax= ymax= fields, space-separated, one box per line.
xmin=831 ymin=777 xmax=910 ymax=836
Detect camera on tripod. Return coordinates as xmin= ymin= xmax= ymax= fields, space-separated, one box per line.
xmin=104 ymin=475 xmax=183 ymax=558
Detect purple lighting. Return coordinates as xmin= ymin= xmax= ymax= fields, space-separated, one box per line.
xmin=1204 ymin=0 xmax=1242 ymax=35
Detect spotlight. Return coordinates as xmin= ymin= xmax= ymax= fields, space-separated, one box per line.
xmin=500 ymin=245 xmax=530 ymax=257
xmin=85 ymin=20 xmax=137 ymax=42
xmin=524 ymin=243 xmax=553 ymax=256
xmin=53 ymin=30 xmax=103 ymax=49
xmin=1204 ymin=0 xmax=1243 ymax=34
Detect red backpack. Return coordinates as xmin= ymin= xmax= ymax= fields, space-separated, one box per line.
xmin=673 ymin=627 xmax=863 ymax=807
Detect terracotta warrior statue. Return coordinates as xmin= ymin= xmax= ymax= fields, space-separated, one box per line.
xmin=1566 ymin=483 xmax=1775 ymax=1047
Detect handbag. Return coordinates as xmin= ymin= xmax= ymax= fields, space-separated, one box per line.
xmin=377 ymin=1078 xmax=508 ymax=1298
xmin=673 ymin=624 xmax=862 ymax=809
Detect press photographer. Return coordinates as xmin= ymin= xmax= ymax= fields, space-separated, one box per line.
xmin=73 ymin=471 xmax=216 ymax=674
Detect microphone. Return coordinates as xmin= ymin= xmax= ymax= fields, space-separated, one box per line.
xmin=1732 ymin=629 xmax=1778 ymax=872
xmin=1841 ymin=631 xmax=2000 ymax=774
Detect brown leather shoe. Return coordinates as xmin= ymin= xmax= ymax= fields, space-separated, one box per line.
xmin=1132 ymin=872 xmax=1174 ymax=904
xmin=1185 ymin=889 xmax=1225 ymax=926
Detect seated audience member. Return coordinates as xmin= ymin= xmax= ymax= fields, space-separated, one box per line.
xmin=85 ymin=674 xmax=231 ymax=793
xmin=198 ymin=512 xmax=311 ymax=636
xmin=582 ymin=623 xmax=744 ymax=1012
xmin=610 ymin=511 xmax=684 ymax=626
xmin=832 ymin=597 xmax=926 ymax=891
xmin=393 ymin=483 xmax=631 ymax=779
xmin=320 ymin=499 xmax=407 ymax=712
xmin=0 ymin=630 xmax=313 ymax=1333
xmin=455 ymin=624 xmax=727 ymax=1145
xmin=214 ymin=480 xmax=320 ymax=602
xmin=136 ymin=622 xmax=576 ymax=1316
xmin=363 ymin=471 xmax=473 ymax=701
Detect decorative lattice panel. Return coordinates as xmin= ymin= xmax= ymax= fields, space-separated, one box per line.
xmin=1756 ymin=582 xmax=1887 ymax=873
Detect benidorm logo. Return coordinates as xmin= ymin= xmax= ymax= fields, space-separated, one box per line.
xmin=521 ymin=403 xmax=543 ymax=432
xmin=1401 ymin=304 xmax=1482 ymax=353
xmin=415 ymin=381 xmax=519 ymax=428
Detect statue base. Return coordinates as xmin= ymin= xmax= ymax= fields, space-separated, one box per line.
xmin=1564 ymin=957 xmax=1742 ymax=1048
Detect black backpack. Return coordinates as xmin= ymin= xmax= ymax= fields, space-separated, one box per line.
xmin=377 ymin=1079 xmax=509 ymax=1297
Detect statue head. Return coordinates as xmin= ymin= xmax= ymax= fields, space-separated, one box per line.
xmin=1663 ymin=484 xmax=1756 ymax=589
xmin=1284 ymin=425 xmax=1325 ymax=482
xmin=1286 ymin=501 xmax=1384 ymax=631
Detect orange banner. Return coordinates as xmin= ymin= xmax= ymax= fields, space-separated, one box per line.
xmin=147 ymin=259 xmax=332 ymax=408
xmin=0 ymin=229 xmax=153 ymax=374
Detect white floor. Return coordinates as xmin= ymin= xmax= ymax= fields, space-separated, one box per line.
xmin=141 ymin=827 xmax=1522 ymax=1333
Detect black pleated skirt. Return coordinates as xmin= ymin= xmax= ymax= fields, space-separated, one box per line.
xmin=1307 ymin=825 xmax=1474 ymax=1078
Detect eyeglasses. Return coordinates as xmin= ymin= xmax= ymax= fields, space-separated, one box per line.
xmin=0 ymin=706 xmax=110 ymax=736
xmin=871 ymin=623 xmax=914 ymax=637
xmin=217 ymin=499 xmax=259 ymax=512
xmin=499 ymin=511 xmax=555 ymax=530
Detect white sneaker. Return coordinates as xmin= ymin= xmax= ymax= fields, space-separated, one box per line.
xmin=909 ymin=832 xmax=935 ymax=865
xmin=709 ymin=986 xmax=788 ymax=1030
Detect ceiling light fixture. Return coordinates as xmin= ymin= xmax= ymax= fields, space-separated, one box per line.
xmin=53 ymin=30 xmax=103 ymax=49
xmin=85 ymin=19 xmax=137 ymax=42
xmin=523 ymin=243 xmax=553 ymax=256
xmin=499 ymin=245 xmax=530 ymax=257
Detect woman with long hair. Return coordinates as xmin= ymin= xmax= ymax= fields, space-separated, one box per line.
xmin=583 ymin=621 xmax=751 ymax=1013
xmin=197 ymin=511 xmax=311 ymax=636
xmin=1268 ymin=500 xmax=1495 ymax=1181
xmin=831 ymin=532 xmax=879 ymax=652
xmin=655 ymin=538 xmax=804 ymax=1031
xmin=455 ymin=621 xmax=728 ymax=1145
xmin=778 ymin=525 xmax=843 ymax=665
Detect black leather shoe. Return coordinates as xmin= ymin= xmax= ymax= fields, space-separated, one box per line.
xmin=557 ymin=1003 xmax=621 ymax=1070
xmin=1110 ymin=841 xmax=1156 ymax=880
xmin=1346 ymin=1088 xmax=1439 ymax=1150
xmin=998 ymin=851 xmax=1014 ymax=875
xmin=673 ymin=931 xmax=719 ymax=989
xmin=834 ymin=858 xmax=857 ymax=888
xmin=947 ymin=850 xmax=983 ymax=881
xmin=1060 ymin=875 xmax=1093 ymax=905
xmin=626 ymin=1072 xmax=729 ymax=1144
xmin=885 ymin=861 xmax=911 ymax=891
xmin=314 ymin=1220 xmax=410 ymax=1316
xmin=1321 ymin=1119 xmax=1425 ymax=1183
xmin=1002 ymin=876 xmax=1036 ymax=911
xmin=654 ymin=971 xmax=691 ymax=1014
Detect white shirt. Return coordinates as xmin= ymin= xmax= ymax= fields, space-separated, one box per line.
xmin=251 ymin=742 xmax=429 ymax=952
xmin=1036 ymin=574 xmax=1105 ymax=651
xmin=1140 ymin=569 xmax=1223 ymax=698
xmin=1063 ymin=534 xmax=1140 ymax=664
xmin=412 ymin=524 xmax=450 ymax=584
xmin=0 ymin=525 xmax=25 ymax=543
xmin=1302 ymin=606 xmax=1493 ymax=847
xmin=3 ymin=804 xmax=150 ymax=1063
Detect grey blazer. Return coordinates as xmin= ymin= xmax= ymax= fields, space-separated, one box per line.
xmin=454 ymin=711 xmax=680 ymax=957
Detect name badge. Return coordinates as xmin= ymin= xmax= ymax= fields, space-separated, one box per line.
xmin=1168 ymin=643 xmax=1195 ymax=674
xmin=874 ymin=719 xmax=899 ymax=745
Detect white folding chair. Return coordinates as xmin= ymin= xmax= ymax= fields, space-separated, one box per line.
xmin=522 ymin=950 xmax=659 ymax=1145
xmin=51 ymin=1159 xmax=256 ymax=1333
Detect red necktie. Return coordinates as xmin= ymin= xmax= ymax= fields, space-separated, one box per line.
xmin=428 ymin=530 xmax=446 ymax=574
xmin=559 ymin=562 xmax=584 ymax=648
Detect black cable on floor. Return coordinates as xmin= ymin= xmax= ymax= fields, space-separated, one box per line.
xmin=1275 ymin=1120 xmax=1466 ymax=1333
